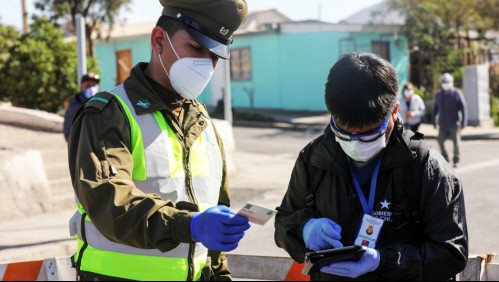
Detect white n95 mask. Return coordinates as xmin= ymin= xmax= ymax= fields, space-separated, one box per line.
xmin=158 ymin=31 xmax=214 ymax=100
xmin=403 ymin=89 xmax=414 ymax=97
xmin=330 ymin=115 xmax=390 ymax=162
xmin=336 ymin=136 xmax=387 ymax=162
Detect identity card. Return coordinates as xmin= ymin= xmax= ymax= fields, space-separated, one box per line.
xmin=236 ymin=202 xmax=277 ymax=225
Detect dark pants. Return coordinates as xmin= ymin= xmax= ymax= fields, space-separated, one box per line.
xmin=437 ymin=126 xmax=461 ymax=165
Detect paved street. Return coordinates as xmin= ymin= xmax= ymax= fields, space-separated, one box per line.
xmin=0 ymin=123 xmax=498 ymax=263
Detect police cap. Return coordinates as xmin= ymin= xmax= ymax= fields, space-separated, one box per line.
xmin=159 ymin=0 xmax=248 ymax=59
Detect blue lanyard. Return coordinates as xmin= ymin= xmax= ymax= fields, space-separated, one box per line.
xmin=348 ymin=156 xmax=383 ymax=215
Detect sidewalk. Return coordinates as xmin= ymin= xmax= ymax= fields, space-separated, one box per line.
xmin=233 ymin=109 xmax=499 ymax=140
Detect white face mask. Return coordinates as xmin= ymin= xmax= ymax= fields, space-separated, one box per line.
xmin=403 ymin=89 xmax=413 ymax=98
xmin=158 ymin=31 xmax=214 ymax=100
xmin=83 ymin=85 xmax=99 ymax=99
xmin=442 ymin=83 xmax=452 ymax=91
xmin=336 ymin=135 xmax=387 ymax=162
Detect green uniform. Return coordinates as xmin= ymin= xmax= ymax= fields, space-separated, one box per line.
xmin=68 ymin=63 xmax=231 ymax=280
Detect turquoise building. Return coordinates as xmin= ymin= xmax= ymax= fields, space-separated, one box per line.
xmin=95 ymin=10 xmax=409 ymax=112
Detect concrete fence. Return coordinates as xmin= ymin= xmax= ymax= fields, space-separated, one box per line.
xmin=0 ymin=104 xmax=63 ymax=133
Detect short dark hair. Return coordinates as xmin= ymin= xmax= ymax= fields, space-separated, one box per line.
xmin=325 ymin=53 xmax=399 ymax=129
xmin=156 ymin=15 xmax=184 ymax=36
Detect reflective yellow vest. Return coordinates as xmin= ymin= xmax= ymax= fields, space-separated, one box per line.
xmin=69 ymin=84 xmax=223 ymax=281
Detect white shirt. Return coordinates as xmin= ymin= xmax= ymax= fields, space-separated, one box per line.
xmin=399 ymin=94 xmax=426 ymax=125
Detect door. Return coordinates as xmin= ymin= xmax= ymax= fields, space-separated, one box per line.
xmin=116 ymin=49 xmax=132 ymax=85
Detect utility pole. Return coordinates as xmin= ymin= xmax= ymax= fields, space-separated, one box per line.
xmin=21 ymin=0 xmax=28 ymax=33
xmin=317 ymin=0 xmax=321 ymax=21
xmin=76 ymin=14 xmax=87 ymax=87
xmin=223 ymin=59 xmax=233 ymax=124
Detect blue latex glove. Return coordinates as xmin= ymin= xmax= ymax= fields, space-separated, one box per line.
xmin=190 ymin=205 xmax=250 ymax=252
xmin=302 ymin=218 xmax=343 ymax=251
xmin=321 ymin=246 xmax=380 ymax=278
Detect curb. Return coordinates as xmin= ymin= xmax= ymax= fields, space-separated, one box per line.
xmin=234 ymin=120 xmax=326 ymax=132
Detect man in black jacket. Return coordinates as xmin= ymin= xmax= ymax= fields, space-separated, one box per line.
xmin=274 ymin=53 xmax=468 ymax=281
xmin=63 ymin=73 xmax=100 ymax=141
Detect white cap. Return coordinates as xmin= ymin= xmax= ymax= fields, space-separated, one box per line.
xmin=441 ymin=73 xmax=454 ymax=83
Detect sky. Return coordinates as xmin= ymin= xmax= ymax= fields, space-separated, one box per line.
xmin=1 ymin=0 xmax=384 ymax=31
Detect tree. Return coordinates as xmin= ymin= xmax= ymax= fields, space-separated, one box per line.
xmin=0 ymin=25 xmax=21 ymax=101
xmin=387 ymin=0 xmax=499 ymax=92
xmin=33 ymin=0 xmax=132 ymax=57
xmin=0 ymin=18 xmax=78 ymax=112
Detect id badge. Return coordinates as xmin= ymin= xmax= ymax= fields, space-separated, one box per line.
xmin=354 ymin=214 xmax=384 ymax=249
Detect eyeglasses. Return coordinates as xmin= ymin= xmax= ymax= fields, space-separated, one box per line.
xmin=329 ymin=115 xmax=389 ymax=142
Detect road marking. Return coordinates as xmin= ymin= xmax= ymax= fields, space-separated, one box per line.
xmin=455 ymin=159 xmax=499 ymax=174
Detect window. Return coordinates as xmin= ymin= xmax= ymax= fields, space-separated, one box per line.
xmin=371 ymin=41 xmax=390 ymax=61
xmin=230 ymin=48 xmax=251 ymax=81
xmin=339 ymin=38 xmax=356 ymax=56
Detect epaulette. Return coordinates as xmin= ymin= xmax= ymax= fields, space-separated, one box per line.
xmin=84 ymin=92 xmax=115 ymax=112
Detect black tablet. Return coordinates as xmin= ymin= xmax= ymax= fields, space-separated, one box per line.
xmin=302 ymin=245 xmax=366 ymax=275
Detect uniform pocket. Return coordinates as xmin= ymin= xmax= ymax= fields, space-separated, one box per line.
xmin=97 ymin=140 xmax=117 ymax=180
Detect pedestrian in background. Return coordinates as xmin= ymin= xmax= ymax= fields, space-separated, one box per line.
xmin=275 ymin=53 xmax=468 ymax=280
xmin=67 ymin=0 xmax=250 ymax=280
xmin=63 ymin=73 xmax=99 ymax=142
xmin=433 ymin=73 xmax=468 ymax=168
xmin=398 ymin=82 xmax=425 ymax=132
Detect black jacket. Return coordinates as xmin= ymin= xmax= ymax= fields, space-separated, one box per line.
xmin=274 ymin=119 xmax=468 ymax=281
xmin=63 ymin=92 xmax=88 ymax=141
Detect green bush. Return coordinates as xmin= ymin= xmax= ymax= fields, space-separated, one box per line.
xmin=0 ymin=18 xmax=78 ymax=112
xmin=413 ymin=85 xmax=430 ymax=100
xmin=491 ymin=95 xmax=499 ymax=127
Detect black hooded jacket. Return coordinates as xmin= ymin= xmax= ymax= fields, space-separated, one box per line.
xmin=274 ymin=119 xmax=468 ymax=281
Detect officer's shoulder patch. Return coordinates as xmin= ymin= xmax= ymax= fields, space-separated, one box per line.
xmin=84 ymin=92 xmax=115 ymax=112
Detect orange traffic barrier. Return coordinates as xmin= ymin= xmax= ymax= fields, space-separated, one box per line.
xmin=285 ymin=261 xmax=310 ymax=281
xmin=0 ymin=260 xmax=44 ymax=281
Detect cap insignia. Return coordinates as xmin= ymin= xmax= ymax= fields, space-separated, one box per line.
xmin=219 ymin=26 xmax=229 ymax=36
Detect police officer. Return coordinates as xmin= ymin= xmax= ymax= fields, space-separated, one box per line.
xmin=67 ymin=0 xmax=250 ymax=280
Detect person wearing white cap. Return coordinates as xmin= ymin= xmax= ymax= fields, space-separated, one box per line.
xmin=433 ymin=73 xmax=468 ymax=168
